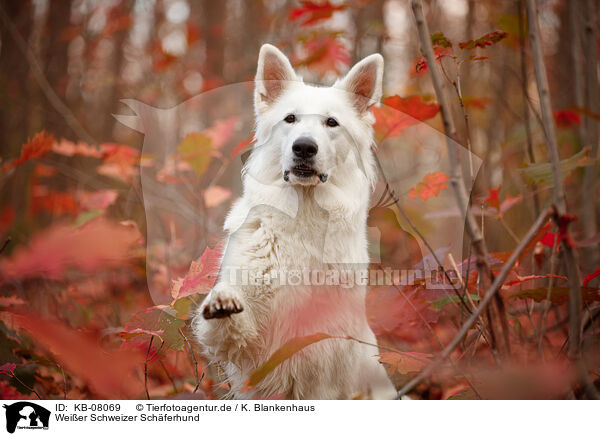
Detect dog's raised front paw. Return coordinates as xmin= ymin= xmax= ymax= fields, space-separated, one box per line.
xmin=202 ymin=291 xmax=244 ymax=319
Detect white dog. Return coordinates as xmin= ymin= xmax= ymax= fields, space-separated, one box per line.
xmin=192 ymin=44 xmax=396 ymax=400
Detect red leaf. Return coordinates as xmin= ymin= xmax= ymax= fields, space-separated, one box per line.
xmin=97 ymin=143 xmax=142 ymax=182
xmin=583 ymin=268 xmax=600 ymax=286
xmin=373 ymin=95 xmax=440 ymax=142
xmin=540 ymin=231 xmax=559 ymax=248
xmin=52 ymin=139 xmax=103 ymax=158
xmin=30 ymin=190 xmax=78 ymax=217
xmin=203 ymin=117 xmax=238 ymax=149
xmin=409 ymin=172 xmax=450 ymax=201
xmin=458 ymin=30 xmax=508 ymax=50
xmin=230 ymin=136 xmax=254 ymax=159
xmin=171 ymin=244 xmax=222 ymax=299
xmin=554 ymin=110 xmax=581 ymax=128
xmin=295 ymin=34 xmax=350 ymax=76
xmin=2 ymin=131 xmax=54 ymax=172
xmin=10 ymin=313 xmax=143 ymax=398
xmin=0 ymin=217 xmax=142 ymax=281
xmin=289 ymin=1 xmax=346 ymax=26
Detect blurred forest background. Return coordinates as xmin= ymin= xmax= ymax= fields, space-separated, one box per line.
xmin=0 ymin=0 xmax=599 ymax=400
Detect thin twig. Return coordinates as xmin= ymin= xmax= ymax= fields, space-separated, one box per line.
xmin=10 ymin=373 xmax=42 ymax=400
xmin=0 ymin=237 xmax=11 ymax=254
xmin=158 ymin=359 xmax=178 ymax=394
xmin=144 ymin=336 xmax=154 ymax=400
xmin=396 ymin=207 xmax=554 ymax=398
xmin=57 ymin=363 xmax=67 ymax=400
xmin=180 ymin=328 xmax=201 ymax=393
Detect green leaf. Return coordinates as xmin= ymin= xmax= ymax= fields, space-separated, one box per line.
xmin=431 ymin=32 xmax=452 ymax=48
xmin=171 ymin=296 xmax=198 ymax=320
xmin=517 ymin=148 xmax=594 ymax=187
xmin=73 ymin=209 xmax=104 ymax=227
xmin=177 ymin=133 xmax=215 ymax=176
xmin=429 ymin=294 xmax=481 ymax=311
xmin=248 ymin=333 xmax=333 ymax=387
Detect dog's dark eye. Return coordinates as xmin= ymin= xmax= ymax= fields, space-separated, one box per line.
xmin=284 ymin=114 xmax=296 ymax=123
xmin=326 ymin=117 xmax=339 ymax=127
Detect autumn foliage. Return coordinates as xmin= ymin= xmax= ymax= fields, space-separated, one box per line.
xmin=1 ymin=0 xmax=599 ymax=401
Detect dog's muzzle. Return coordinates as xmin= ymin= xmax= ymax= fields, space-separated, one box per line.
xmin=283 ymin=137 xmax=328 ymax=183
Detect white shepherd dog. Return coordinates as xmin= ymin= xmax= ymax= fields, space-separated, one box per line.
xmin=193 ymin=44 xmax=396 ymax=399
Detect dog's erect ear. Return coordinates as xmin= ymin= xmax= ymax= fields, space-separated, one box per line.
xmin=337 ymin=54 xmax=384 ymax=113
xmin=255 ymin=44 xmax=298 ymax=111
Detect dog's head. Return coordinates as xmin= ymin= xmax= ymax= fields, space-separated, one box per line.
xmin=252 ymin=44 xmax=383 ymax=187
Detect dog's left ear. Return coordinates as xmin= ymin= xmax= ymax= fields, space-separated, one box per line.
xmin=337 ymin=54 xmax=384 ymax=113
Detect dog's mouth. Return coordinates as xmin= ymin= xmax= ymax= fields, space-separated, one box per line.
xmin=291 ymin=164 xmax=316 ymax=178
xmin=284 ymin=165 xmax=328 ymax=183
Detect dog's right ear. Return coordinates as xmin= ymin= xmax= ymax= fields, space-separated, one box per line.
xmin=255 ymin=44 xmax=298 ymax=113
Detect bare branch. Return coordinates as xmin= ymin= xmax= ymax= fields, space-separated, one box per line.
xmin=396 ymin=207 xmax=554 ymax=398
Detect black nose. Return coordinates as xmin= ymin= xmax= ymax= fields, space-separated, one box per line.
xmin=292 ymin=137 xmax=318 ymax=159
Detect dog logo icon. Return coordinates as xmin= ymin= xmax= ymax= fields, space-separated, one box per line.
xmin=2 ymin=402 xmax=50 ymax=433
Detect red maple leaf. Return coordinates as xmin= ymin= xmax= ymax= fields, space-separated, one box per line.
xmin=289 ymin=1 xmax=347 ymax=26
xmin=373 ymin=95 xmax=440 ymax=142
xmin=295 ymin=34 xmax=350 ymax=76
xmin=409 ymin=172 xmax=450 ymax=201
xmin=2 ymin=131 xmax=54 ymax=172
xmin=171 ymin=244 xmax=222 ymax=299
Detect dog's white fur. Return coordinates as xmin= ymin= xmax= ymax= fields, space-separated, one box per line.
xmin=192 ymin=44 xmax=395 ymax=399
